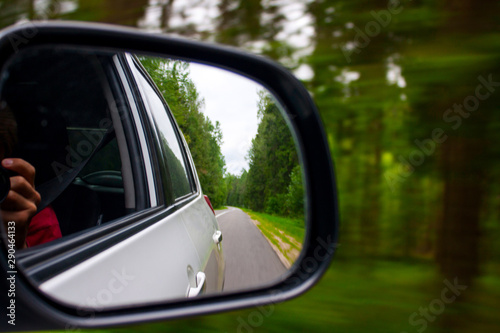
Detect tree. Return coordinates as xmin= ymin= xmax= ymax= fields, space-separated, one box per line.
xmin=225 ymin=170 xmax=248 ymax=208
xmin=140 ymin=57 xmax=227 ymax=208
xmin=245 ymin=92 xmax=301 ymax=215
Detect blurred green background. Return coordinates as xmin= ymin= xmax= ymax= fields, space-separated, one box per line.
xmin=1 ymin=0 xmax=499 ymax=332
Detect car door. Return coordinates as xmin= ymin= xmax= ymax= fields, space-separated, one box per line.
xmin=122 ymin=54 xmax=224 ymax=295
xmin=11 ymin=48 xmax=220 ymax=309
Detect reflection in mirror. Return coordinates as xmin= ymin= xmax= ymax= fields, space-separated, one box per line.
xmin=0 ymin=46 xmax=305 ymax=309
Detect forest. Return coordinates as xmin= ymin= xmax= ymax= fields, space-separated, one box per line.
xmin=140 ymin=56 xmax=304 ymax=219
xmin=140 ymin=57 xmax=227 ymax=209
xmin=225 ymin=92 xmax=304 ymax=218
xmin=1 ymin=0 xmax=499 ymax=332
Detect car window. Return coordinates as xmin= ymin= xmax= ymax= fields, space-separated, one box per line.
xmin=129 ymin=59 xmax=193 ymax=201
xmin=0 ymin=47 xmax=150 ymax=245
xmin=79 ymin=137 xmax=122 ymax=176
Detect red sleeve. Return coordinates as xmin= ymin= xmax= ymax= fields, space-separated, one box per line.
xmin=26 ymin=205 xmax=62 ymax=248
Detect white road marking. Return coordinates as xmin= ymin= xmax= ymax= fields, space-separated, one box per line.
xmin=216 ymin=208 xmax=235 ymax=218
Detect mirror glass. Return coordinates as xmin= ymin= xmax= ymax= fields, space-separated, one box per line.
xmin=0 ymin=46 xmax=305 ymax=309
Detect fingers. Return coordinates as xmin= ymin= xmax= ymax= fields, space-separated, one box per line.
xmin=8 ymin=175 xmax=41 ymax=206
xmin=1 ymin=201 xmax=36 ymax=228
xmin=0 ymin=158 xmax=40 ymax=249
xmin=2 ymin=158 xmax=36 ymax=187
xmin=1 ymin=188 xmax=36 ymax=250
xmin=1 ymin=177 xmax=41 ymax=210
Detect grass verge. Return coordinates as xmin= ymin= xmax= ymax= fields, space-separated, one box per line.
xmin=241 ymin=208 xmax=304 ymax=266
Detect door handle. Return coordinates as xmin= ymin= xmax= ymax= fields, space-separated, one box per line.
xmin=188 ymin=272 xmax=206 ymax=298
xmin=212 ymin=230 xmax=223 ymax=244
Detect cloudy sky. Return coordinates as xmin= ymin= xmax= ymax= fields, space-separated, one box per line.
xmin=188 ymin=63 xmax=263 ymax=175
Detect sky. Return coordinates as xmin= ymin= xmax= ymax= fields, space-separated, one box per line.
xmin=188 ymin=63 xmax=263 ymax=175
xmin=134 ymin=0 xmax=318 ymax=176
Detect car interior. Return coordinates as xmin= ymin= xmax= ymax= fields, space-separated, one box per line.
xmin=0 ymin=48 xmax=134 ymax=241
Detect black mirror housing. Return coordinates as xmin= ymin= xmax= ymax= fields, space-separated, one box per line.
xmin=0 ymin=21 xmax=338 ymax=331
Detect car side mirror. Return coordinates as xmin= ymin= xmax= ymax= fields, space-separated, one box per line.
xmin=0 ymin=21 xmax=338 ymax=331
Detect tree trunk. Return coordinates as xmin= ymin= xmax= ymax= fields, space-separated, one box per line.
xmin=436 ymin=136 xmax=484 ymax=286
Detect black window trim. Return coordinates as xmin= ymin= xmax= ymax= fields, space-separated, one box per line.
xmin=100 ymin=55 xmax=150 ymax=212
xmin=114 ymin=53 xmax=164 ymax=207
xmin=120 ymin=53 xmax=174 ymax=206
xmin=129 ymin=55 xmax=199 ymax=199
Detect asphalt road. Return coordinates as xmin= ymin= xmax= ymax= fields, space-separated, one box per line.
xmin=215 ymin=207 xmax=287 ymax=293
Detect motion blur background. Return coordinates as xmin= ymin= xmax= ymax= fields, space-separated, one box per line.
xmin=1 ymin=1 xmax=499 ymax=332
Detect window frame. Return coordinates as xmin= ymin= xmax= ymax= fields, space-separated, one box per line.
xmin=125 ymin=54 xmax=199 ymax=207
xmin=17 ymin=50 xmax=205 ymax=284
xmin=16 ymin=51 xmax=165 ymax=282
xmin=102 ymin=54 xmax=152 ymax=212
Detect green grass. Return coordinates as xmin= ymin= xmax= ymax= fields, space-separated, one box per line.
xmin=213 ymin=205 xmax=228 ymax=210
xmin=86 ymin=259 xmax=500 ymax=333
xmin=241 ymin=208 xmax=305 ymax=264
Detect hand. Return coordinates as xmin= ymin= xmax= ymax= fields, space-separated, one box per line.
xmin=0 ymin=158 xmax=40 ymax=249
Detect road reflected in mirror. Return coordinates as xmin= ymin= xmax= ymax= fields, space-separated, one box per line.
xmin=0 ymin=46 xmax=305 ymax=309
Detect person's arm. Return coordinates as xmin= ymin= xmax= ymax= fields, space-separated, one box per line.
xmin=0 ymin=158 xmax=40 ymax=249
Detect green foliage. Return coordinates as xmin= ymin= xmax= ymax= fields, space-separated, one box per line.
xmin=244 ymin=92 xmax=303 ymax=215
xmin=242 ymin=208 xmax=304 ymax=264
xmin=139 ymin=57 xmax=227 ymax=208
xmin=284 ymin=165 xmax=305 ymax=217
xmin=225 ymin=93 xmax=304 ymax=218
xmin=242 ymin=208 xmax=304 ymax=245
xmin=225 ymin=170 xmax=247 ymax=207
xmin=3 ymin=1 xmax=500 ymax=332
xmin=160 ymin=134 xmax=191 ymax=198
